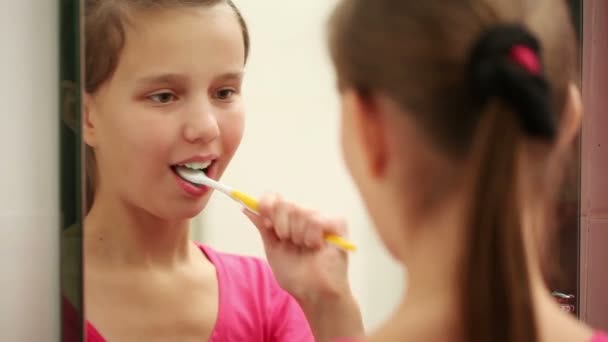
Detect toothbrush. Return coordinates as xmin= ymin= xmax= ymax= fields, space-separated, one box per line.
xmin=177 ymin=168 xmax=357 ymax=252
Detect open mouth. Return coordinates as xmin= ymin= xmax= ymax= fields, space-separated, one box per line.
xmin=170 ymin=161 xmax=213 ymax=187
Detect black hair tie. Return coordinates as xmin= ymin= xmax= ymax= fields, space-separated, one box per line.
xmin=468 ymin=24 xmax=556 ymax=140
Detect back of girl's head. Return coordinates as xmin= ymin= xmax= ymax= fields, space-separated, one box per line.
xmin=83 ymin=0 xmax=249 ymax=212
xmin=329 ymin=1 xmax=577 ymax=342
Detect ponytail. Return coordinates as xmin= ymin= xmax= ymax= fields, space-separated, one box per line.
xmin=463 ymin=24 xmax=555 ymax=342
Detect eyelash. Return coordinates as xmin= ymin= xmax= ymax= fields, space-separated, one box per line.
xmin=214 ymin=88 xmax=237 ymax=101
xmin=148 ymin=91 xmax=177 ymax=104
xmin=146 ymin=87 xmax=238 ymax=105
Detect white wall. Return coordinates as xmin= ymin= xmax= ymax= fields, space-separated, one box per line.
xmin=195 ymin=0 xmax=404 ymax=330
xmin=0 ymin=1 xmax=60 ymax=340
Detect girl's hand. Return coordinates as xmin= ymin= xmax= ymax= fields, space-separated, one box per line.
xmin=243 ymin=193 xmax=364 ymax=341
xmin=243 ymin=193 xmax=351 ymax=302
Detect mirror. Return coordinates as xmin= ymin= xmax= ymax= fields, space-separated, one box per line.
xmin=61 ymin=0 xmax=593 ymax=340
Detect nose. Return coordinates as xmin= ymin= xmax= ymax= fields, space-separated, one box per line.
xmin=182 ymin=99 xmax=220 ymax=144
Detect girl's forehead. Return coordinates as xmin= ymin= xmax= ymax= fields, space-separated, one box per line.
xmin=115 ymin=6 xmax=246 ymax=84
xmin=124 ymin=5 xmax=240 ymax=46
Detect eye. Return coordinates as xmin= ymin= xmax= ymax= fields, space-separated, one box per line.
xmin=148 ymin=91 xmax=177 ymax=104
xmin=215 ymin=88 xmax=236 ymax=101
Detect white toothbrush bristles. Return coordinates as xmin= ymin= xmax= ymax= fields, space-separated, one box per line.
xmin=176 ymin=168 xmax=233 ymax=194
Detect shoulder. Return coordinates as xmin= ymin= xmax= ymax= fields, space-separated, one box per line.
xmin=592 ymin=331 xmax=608 ymax=342
xmin=199 ymin=243 xmax=268 ymax=270
xmin=198 ymin=243 xmax=277 ymax=288
xmin=197 ymin=244 xmax=294 ymax=306
xmin=197 ymin=243 xmax=314 ymax=341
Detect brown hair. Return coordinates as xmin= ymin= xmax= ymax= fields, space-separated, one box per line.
xmin=84 ymin=0 xmax=250 ymax=212
xmin=329 ymin=1 xmax=577 ymax=341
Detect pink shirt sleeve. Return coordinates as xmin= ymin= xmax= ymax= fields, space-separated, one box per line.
xmin=201 ymin=245 xmax=315 ymax=342
xmin=592 ymin=332 xmax=608 ymax=342
xmin=268 ymin=278 xmax=315 ymax=340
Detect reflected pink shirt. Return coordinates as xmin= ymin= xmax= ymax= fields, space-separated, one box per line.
xmin=82 ymin=244 xmax=314 ymax=341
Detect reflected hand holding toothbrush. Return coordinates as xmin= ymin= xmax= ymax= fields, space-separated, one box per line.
xmin=176 ymin=166 xmax=359 ymax=312
xmin=175 ymin=167 xmax=357 ymax=252
xmin=242 ymin=192 xmax=358 ymax=307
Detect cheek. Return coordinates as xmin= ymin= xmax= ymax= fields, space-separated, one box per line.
xmin=218 ymin=109 xmax=245 ymax=156
xmin=99 ymin=107 xmax=175 ymax=170
xmin=340 ymin=109 xmax=363 ymax=181
xmin=340 ymin=116 xmax=353 ymax=170
xmin=134 ymin=120 xmax=173 ymax=155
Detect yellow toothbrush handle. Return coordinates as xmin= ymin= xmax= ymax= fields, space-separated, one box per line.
xmin=231 ymin=190 xmax=260 ymax=213
xmin=231 ymin=190 xmax=357 ymax=252
xmin=324 ymin=234 xmax=357 ymax=252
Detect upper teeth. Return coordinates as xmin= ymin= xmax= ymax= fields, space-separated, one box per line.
xmin=182 ymin=161 xmax=212 ymax=170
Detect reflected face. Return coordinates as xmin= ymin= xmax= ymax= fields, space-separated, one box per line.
xmin=85 ymin=4 xmax=246 ymax=220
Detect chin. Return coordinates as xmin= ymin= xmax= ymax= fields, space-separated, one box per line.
xmin=383 ymin=237 xmax=405 ymax=261
xmin=153 ymin=207 xmax=202 ymax=222
xmin=174 ymin=207 xmax=203 ymax=220
xmin=178 ymin=200 xmax=210 ymax=220
xmin=148 ymin=197 xmax=211 ymax=222
xmin=369 ymin=211 xmax=407 ymax=261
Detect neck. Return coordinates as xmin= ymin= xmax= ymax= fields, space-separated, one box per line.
xmin=379 ymin=194 xmax=467 ymax=340
xmin=85 ymin=188 xmax=195 ymax=269
xmin=381 ymin=188 xmax=557 ymax=341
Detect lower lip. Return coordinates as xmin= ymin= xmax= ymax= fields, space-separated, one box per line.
xmin=172 ymin=165 xmax=215 ymax=197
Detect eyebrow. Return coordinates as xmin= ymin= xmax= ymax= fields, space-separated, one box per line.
xmin=135 ymin=73 xmax=188 ymax=86
xmin=135 ymin=71 xmax=244 ymax=86
xmin=216 ymin=71 xmax=244 ymax=81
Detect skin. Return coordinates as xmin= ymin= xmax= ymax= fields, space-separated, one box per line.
xmin=246 ymin=200 xmax=365 ymax=341
xmin=83 ymin=3 xmax=362 ymax=341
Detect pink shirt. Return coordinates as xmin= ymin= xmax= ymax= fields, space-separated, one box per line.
xmin=71 ymin=244 xmax=314 ymax=341
xmin=593 ymin=332 xmax=608 ymax=342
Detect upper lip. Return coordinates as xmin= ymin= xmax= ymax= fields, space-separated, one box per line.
xmin=173 ymin=155 xmax=218 ymax=165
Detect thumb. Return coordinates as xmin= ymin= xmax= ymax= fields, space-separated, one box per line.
xmin=242 ymin=209 xmax=278 ymax=248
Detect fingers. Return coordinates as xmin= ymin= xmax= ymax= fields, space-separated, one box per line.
xmin=246 ymin=192 xmax=347 ymax=250
xmin=242 ymin=208 xmax=278 ymax=248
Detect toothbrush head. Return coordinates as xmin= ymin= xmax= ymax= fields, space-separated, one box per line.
xmin=175 ymin=167 xmax=209 ymax=184
xmin=174 ymin=167 xmax=231 ymax=193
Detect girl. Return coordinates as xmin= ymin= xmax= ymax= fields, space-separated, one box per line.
xmin=253 ymin=0 xmax=608 ymax=341
xmin=74 ymin=0 xmax=361 ymax=341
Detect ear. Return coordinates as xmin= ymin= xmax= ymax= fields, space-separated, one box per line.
xmin=555 ymin=82 xmax=582 ymax=152
xmin=342 ymin=89 xmax=390 ymax=178
xmin=83 ymin=93 xmax=98 ymax=147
